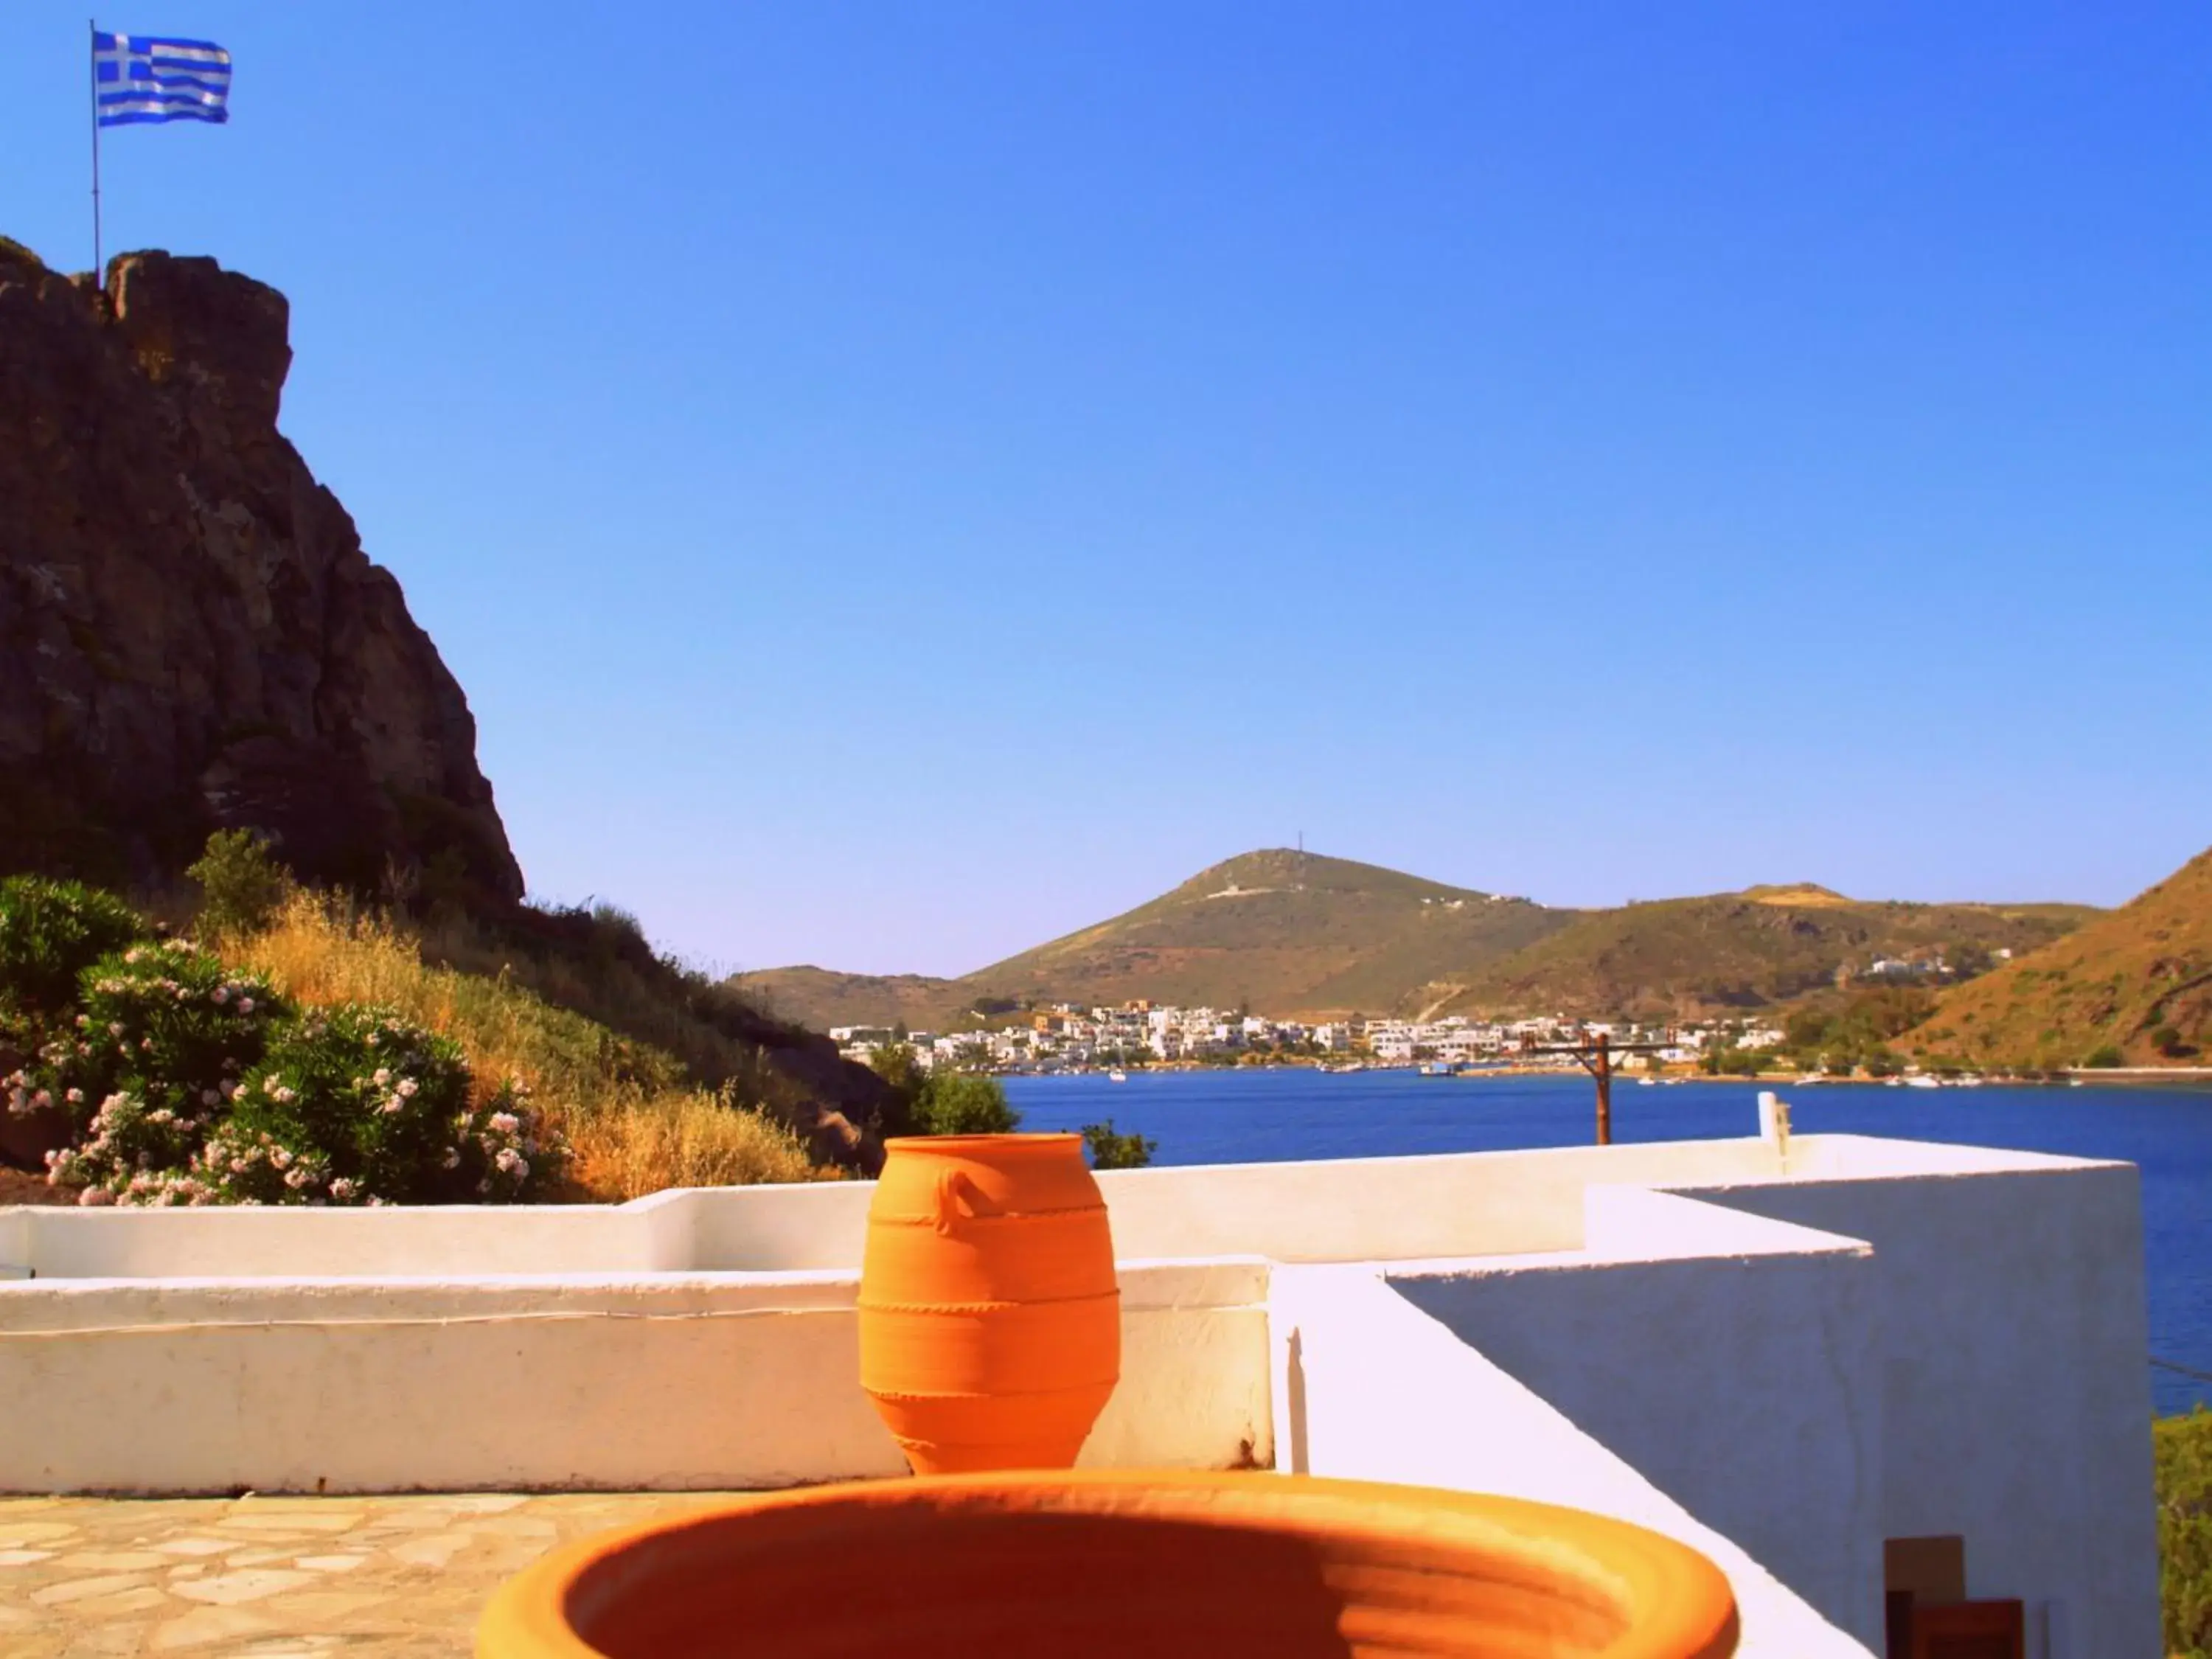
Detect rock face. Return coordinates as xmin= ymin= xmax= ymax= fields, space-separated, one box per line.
xmin=0 ymin=240 xmax=522 ymax=902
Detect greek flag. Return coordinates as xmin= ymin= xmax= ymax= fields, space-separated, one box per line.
xmin=93 ymin=31 xmax=232 ymax=127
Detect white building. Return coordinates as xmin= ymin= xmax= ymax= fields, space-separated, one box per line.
xmin=0 ymin=1117 xmax=2160 ymax=1657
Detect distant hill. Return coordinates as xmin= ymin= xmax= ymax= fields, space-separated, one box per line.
xmin=1418 ymin=892 xmax=2098 ymax=1023
xmin=743 ymin=849 xmax=2099 ymax=1029
xmin=962 ymin=849 xmax=1569 ymax=1018
xmin=742 ymin=850 xmax=1569 ymax=1026
xmin=1902 ymin=845 xmax=2212 ymax=1068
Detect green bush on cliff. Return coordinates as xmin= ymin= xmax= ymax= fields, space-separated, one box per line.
xmin=32 ymin=940 xmax=287 ymax=1128
xmin=187 ymin=829 xmax=295 ymax=939
xmin=7 ymin=881 xmax=566 ymax=1206
xmin=0 ymin=875 xmax=151 ymax=1018
xmin=209 ymin=1005 xmax=560 ymax=1205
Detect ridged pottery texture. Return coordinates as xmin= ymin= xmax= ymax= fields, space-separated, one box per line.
xmin=858 ymin=1133 xmax=1119 ymax=1474
xmin=476 ymin=1471 xmax=1742 ymax=1659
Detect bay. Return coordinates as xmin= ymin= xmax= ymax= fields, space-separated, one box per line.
xmin=1004 ymin=1069 xmax=2212 ymax=1415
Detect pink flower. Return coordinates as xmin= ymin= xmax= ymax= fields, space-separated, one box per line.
xmin=77 ymin=1187 xmax=115 ymax=1207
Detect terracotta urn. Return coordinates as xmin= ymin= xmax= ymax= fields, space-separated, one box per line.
xmin=858 ymin=1132 xmax=1119 ymax=1473
xmin=476 ymin=1471 xmax=1741 ymax=1658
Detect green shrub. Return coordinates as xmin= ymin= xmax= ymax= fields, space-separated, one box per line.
xmin=2161 ymin=1408 xmax=2212 ymax=1658
xmin=187 ymin=829 xmax=294 ymax=939
xmin=0 ymin=876 xmax=150 ymax=1018
xmin=207 ymin=1006 xmax=563 ymax=1205
xmin=71 ymin=942 xmax=284 ymax=1119
xmin=914 ymin=1071 xmax=1020 ymax=1136
xmin=2084 ymin=1044 xmax=2125 ymax=1069
xmin=9 ymin=939 xmax=284 ymax=1145
xmin=43 ymin=1091 xmax=207 ymax=1204
xmin=1081 ymin=1119 xmax=1155 ymax=1169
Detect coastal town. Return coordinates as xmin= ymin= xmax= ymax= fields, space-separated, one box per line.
xmin=831 ymin=1005 xmax=1784 ymax=1074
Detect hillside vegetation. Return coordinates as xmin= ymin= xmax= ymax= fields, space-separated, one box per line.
xmin=748 ymin=848 xmax=2097 ymax=1027
xmin=1424 ymin=892 xmax=2095 ymax=1023
xmin=1905 ymin=844 xmax=2212 ymax=1068
xmin=232 ymin=896 xmax=823 ymax=1197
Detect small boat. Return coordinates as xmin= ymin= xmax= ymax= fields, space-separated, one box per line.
xmin=1107 ymin=1070 xmax=1128 ymax=1084
xmin=1418 ymin=1061 xmax=1458 ymax=1077
xmin=1905 ymin=1075 xmax=1941 ymax=1090
xmin=1638 ymin=1077 xmax=1658 ymax=1087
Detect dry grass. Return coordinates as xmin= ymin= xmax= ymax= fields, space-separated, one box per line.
xmin=223 ymin=894 xmax=823 ymax=1200
xmin=565 ymin=1088 xmax=821 ymax=1200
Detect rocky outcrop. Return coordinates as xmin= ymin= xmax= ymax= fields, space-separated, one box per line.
xmin=0 ymin=240 xmax=522 ymax=902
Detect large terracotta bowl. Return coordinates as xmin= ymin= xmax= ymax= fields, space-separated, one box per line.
xmin=477 ymin=1471 xmax=1739 ymax=1658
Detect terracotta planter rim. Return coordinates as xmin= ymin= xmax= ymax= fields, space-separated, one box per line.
xmin=479 ymin=1472 xmax=1739 ymax=1659
xmin=883 ymin=1132 xmax=1085 ymax=1155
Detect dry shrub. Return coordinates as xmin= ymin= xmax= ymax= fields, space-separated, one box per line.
xmin=565 ymin=1088 xmax=821 ymax=1201
xmin=224 ymin=894 xmax=825 ymax=1200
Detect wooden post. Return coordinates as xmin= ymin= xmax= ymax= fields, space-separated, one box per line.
xmin=1595 ymin=1032 xmax=1612 ymax=1146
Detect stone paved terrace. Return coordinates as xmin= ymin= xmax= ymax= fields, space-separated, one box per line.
xmin=0 ymin=1491 xmax=742 ymax=1655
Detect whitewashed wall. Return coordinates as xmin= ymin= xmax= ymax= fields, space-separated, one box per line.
xmin=0 ymin=1261 xmax=1270 ymax=1493
xmin=1687 ymin=1155 xmax=2160 ymax=1659
xmin=1271 ymin=1263 xmax=1875 ymax=1658
xmin=1387 ymin=1190 xmax=1885 ymax=1647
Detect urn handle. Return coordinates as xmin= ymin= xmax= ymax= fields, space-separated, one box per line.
xmin=933 ymin=1168 xmax=984 ymax=1236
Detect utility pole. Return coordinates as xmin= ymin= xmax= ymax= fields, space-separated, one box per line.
xmin=1526 ymin=1030 xmax=1673 ymax=1146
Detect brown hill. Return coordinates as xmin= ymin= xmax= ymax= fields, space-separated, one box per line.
xmin=0 ymin=240 xmax=518 ymax=903
xmin=1902 ymin=845 xmax=2212 ymax=1068
xmin=743 ymin=849 xmax=1574 ymax=1026
xmin=748 ymin=850 xmax=2099 ymax=1029
xmin=1419 ymin=892 xmax=2095 ymax=1021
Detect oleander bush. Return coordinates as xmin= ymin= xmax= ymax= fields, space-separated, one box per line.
xmin=229 ymin=891 xmax=821 ymax=1198
xmin=34 ymin=939 xmax=285 ymax=1127
xmin=4 ymin=863 xmax=827 ymax=1205
xmin=0 ymin=875 xmax=152 ymax=1019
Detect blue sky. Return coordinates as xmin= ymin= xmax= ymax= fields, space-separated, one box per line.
xmin=5 ymin=3 xmax=2208 ymax=975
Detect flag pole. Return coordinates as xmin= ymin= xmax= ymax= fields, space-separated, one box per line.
xmin=88 ymin=18 xmax=103 ymax=294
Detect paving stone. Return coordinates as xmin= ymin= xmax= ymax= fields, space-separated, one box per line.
xmin=29 ymin=1573 xmax=156 ymax=1607
xmin=386 ymin=1531 xmax=477 ymax=1570
xmin=266 ymin=1589 xmax=392 ymax=1621
xmin=443 ymin=1495 xmax=529 ymax=1514
xmin=69 ymin=1583 xmax=170 ymax=1615
xmin=172 ymin=1568 xmax=318 ymax=1605
xmin=219 ymin=1513 xmax=365 ymax=1534
xmin=150 ymin=1604 xmax=281 ymax=1649
xmin=0 ymin=1522 xmax=80 ymax=1547
xmin=61 ymin=1617 xmax=157 ymax=1654
xmin=152 ymin=1537 xmax=244 ymax=1557
xmin=55 ymin=1549 xmax=173 ymax=1571
xmin=4 ymin=1489 xmax=757 ymax=1652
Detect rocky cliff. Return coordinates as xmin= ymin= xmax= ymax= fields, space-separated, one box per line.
xmin=0 ymin=238 xmax=521 ymax=902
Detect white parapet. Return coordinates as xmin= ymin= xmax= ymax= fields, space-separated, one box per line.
xmin=0 ymin=1132 xmax=2161 ymax=1657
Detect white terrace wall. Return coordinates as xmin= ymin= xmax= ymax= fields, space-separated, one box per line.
xmin=0 ymin=1260 xmax=1271 ymax=1493
xmin=1682 ymin=1147 xmax=2160 ymax=1659
xmin=1272 ymin=1264 xmax=1875 ymax=1659
xmin=4 ymin=1138 xmax=1790 ymax=1280
xmin=1385 ymin=1189 xmax=1886 ymax=1648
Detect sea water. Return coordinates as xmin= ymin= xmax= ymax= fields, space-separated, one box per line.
xmin=1005 ymin=1069 xmax=2212 ymax=1414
